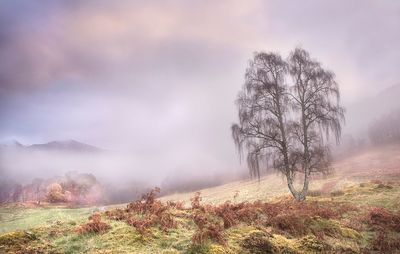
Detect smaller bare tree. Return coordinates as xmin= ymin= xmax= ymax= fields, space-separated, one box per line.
xmin=232 ymin=48 xmax=344 ymax=201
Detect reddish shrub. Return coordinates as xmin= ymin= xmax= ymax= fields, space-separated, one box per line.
xmin=76 ymin=213 xmax=110 ymax=234
xmin=366 ymin=207 xmax=400 ymax=232
xmin=263 ymin=200 xmax=357 ymax=221
xmin=190 ymin=192 xmax=202 ymax=210
xmin=213 ymin=201 xmax=261 ymax=228
xmin=127 ymin=187 xmax=161 ymax=214
xmin=108 ymin=187 xmax=177 ymax=236
xmin=105 ymin=208 xmax=128 ymax=221
xmin=156 ymin=210 xmax=177 ymax=231
xmin=191 ymin=209 xmax=225 ymax=245
xmin=166 ymin=200 xmax=185 ymax=210
xmin=126 ymin=215 xmax=155 ymax=235
xmin=106 ymin=187 xmax=360 ymax=242
xmin=192 ymin=223 xmax=225 ymax=245
xmin=269 ymin=213 xmax=309 ymax=236
xmin=262 ymin=200 xmax=358 ymax=237
xmin=371 ymin=230 xmax=400 ymax=253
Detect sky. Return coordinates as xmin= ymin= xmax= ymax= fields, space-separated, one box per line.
xmin=1 ymin=0 xmax=400 ymax=179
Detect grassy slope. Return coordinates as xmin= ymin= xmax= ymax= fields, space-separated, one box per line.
xmin=0 ymin=206 xmax=92 ymax=234
xmin=1 ymin=144 xmax=399 ymax=253
xmin=160 ymin=144 xmax=400 ymax=206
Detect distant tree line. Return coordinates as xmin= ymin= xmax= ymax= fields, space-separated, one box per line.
xmin=0 ymin=172 xmax=103 ymax=205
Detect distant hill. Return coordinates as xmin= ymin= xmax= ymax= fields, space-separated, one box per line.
xmin=345 ymin=84 xmax=400 ymax=138
xmin=0 ymin=140 xmax=24 ymax=149
xmin=27 ymin=140 xmax=102 ymax=152
xmin=0 ymin=139 xmax=102 ymax=153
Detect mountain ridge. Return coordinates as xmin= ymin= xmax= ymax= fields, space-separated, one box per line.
xmin=0 ymin=139 xmax=102 ymax=153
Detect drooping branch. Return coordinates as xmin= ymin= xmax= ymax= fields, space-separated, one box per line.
xmin=232 ymin=48 xmax=345 ymax=201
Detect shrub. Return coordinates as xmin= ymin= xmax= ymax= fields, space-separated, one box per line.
xmin=240 ymin=231 xmax=275 ymax=253
xmin=76 ymin=213 xmax=110 ymax=234
xmin=269 ymin=213 xmax=309 ymax=236
xmin=126 ymin=215 xmax=155 ymax=236
xmin=299 ymin=235 xmax=331 ymax=252
xmin=106 ymin=187 xmax=359 ymax=245
xmin=105 ymin=208 xmax=128 ymax=221
xmin=166 ymin=200 xmax=185 ymax=210
xmin=371 ymin=230 xmax=400 ymax=253
xmin=263 ymin=200 xmax=357 ymax=237
xmin=376 ymin=183 xmax=393 ymax=189
xmin=191 ymin=210 xmax=225 ymax=245
xmin=46 ymin=183 xmax=67 ymax=203
xmin=107 ymin=187 xmax=177 ymax=236
xmin=213 ymin=201 xmax=260 ymax=229
xmin=190 ymin=192 xmax=202 ymax=210
xmin=127 ymin=187 xmax=161 ymax=214
xmin=189 ymin=192 xmax=226 ymax=245
xmin=366 ymin=207 xmax=400 ymax=232
xmin=330 ymin=190 xmax=344 ymax=197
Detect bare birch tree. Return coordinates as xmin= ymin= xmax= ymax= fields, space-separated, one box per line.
xmin=232 ymin=48 xmax=345 ymax=201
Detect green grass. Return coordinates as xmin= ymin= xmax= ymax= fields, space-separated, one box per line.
xmin=333 ymin=182 xmax=400 ymax=210
xmin=36 ymin=216 xmax=196 ymax=253
xmin=0 ymin=206 xmax=92 ymax=233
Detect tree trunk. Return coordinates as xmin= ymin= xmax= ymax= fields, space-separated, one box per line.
xmin=286 ymin=173 xmax=309 ymax=201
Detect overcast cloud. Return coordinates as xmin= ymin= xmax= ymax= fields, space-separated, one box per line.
xmin=1 ymin=0 xmax=400 ymax=180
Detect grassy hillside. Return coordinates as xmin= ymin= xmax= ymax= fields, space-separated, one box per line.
xmin=160 ymin=144 xmax=400 ymax=206
xmin=1 ymin=145 xmax=400 ymax=253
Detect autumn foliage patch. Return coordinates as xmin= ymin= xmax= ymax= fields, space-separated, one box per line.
xmin=359 ymin=207 xmax=400 ymax=252
xmin=191 ymin=209 xmax=225 ymax=245
xmin=187 ymin=192 xmax=359 ymax=244
xmin=106 ymin=187 xmax=178 ymax=236
xmin=76 ymin=213 xmax=110 ymax=234
xmin=365 ymin=207 xmax=400 ymax=232
xmin=90 ymin=186 xmax=399 ymax=251
xmin=371 ymin=230 xmax=400 ymax=252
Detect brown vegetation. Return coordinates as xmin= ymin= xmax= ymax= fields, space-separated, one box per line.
xmin=371 ymin=230 xmax=400 ymax=253
xmin=84 ymin=185 xmax=399 ymax=252
xmin=106 ymin=187 xmax=178 ymax=236
xmin=191 ymin=209 xmax=225 ymax=245
xmin=365 ymin=207 xmax=400 ymax=232
xmin=240 ymin=231 xmax=276 ymax=254
xmin=76 ymin=213 xmax=110 ymax=234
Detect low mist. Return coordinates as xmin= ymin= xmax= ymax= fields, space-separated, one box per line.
xmin=0 ymin=143 xmax=245 ymax=204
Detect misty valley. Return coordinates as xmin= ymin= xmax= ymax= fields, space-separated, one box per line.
xmin=0 ymin=140 xmax=236 ymax=206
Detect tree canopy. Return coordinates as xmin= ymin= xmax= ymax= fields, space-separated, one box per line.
xmin=232 ymin=47 xmax=345 ymax=201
